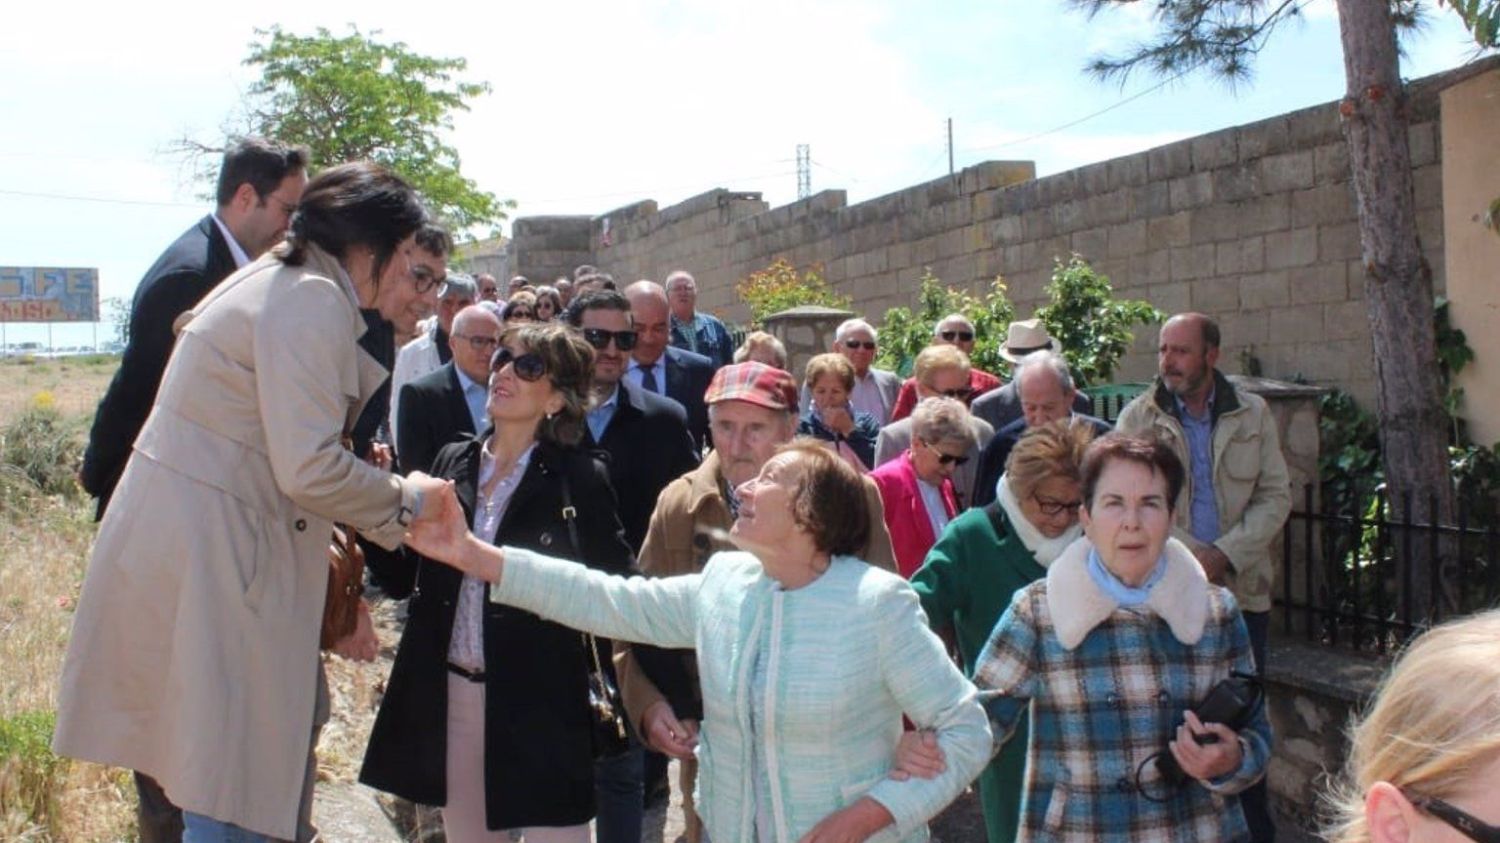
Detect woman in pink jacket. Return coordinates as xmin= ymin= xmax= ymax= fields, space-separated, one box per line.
xmin=869 ymin=397 xmax=976 ymax=578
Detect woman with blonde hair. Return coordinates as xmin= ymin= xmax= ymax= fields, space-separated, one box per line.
xmin=733 ymin=330 xmax=788 ymax=369
xmin=1324 ymin=609 xmax=1500 ymax=843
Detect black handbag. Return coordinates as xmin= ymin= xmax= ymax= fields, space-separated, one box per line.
xmin=559 ymin=473 xmax=631 ymax=759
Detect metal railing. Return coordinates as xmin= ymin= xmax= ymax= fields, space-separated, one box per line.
xmin=1275 ymin=484 xmax=1500 ymax=655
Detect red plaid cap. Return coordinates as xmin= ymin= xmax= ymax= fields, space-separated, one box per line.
xmin=704 ymin=362 xmax=798 ymax=412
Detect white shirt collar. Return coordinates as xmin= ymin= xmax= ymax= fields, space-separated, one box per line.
xmin=211 ymin=213 xmax=253 ymax=268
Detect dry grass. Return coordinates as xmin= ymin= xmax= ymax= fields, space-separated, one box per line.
xmin=0 ymin=357 xmax=399 ymax=840
xmin=0 ymin=358 xmax=136 ymax=840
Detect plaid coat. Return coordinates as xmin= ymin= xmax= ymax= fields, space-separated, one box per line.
xmin=974 ymin=538 xmax=1271 ymax=842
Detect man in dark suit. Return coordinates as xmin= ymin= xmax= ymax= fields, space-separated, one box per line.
xmin=396 ymin=304 xmax=503 ymax=475
xmin=74 ymin=137 xmax=308 ymax=843
xmin=624 ymin=280 xmax=714 ymax=450
xmin=80 ymin=138 xmax=309 ymax=521
xmin=972 ymin=350 xmax=1112 ymax=508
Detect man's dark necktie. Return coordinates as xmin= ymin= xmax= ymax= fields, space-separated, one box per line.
xmin=640 ymin=366 xmax=659 ymax=393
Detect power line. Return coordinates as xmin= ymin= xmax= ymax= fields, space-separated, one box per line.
xmin=0 ymin=188 xmax=199 ymax=209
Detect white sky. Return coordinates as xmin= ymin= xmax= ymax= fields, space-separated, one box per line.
xmin=0 ymin=0 xmax=1484 ymax=345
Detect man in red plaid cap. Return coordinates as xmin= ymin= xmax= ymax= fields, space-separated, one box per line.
xmin=614 ymin=362 xmax=897 ymax=842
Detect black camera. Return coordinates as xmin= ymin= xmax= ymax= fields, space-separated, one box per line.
xmin=1154 ymin=672 xmax=1263 ymax=788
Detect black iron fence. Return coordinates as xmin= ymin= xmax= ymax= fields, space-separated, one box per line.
xmin=1275 ymin=484 xmax=1500 ymax=655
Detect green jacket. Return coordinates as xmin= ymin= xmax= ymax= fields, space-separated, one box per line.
xmin=910 ymin=505 xmax=1046 ymax=843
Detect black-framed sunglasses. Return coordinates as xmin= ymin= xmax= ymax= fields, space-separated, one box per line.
xmin=581 ymin=328 xmax=639 ymax=351
xmin=938 ymin=386 xmax=975 ymax=400
xmin=939 ymin=330 xmax=974 ymax=342
xmin=405 ymin=254 xmax=442 ymax=295
xmin=490 ymin=347 xmax=548 ymax=382
xmin=453 ymin=333 xmax=500 ymax=352
xmin=843 ymin=339 xmax=876 ymax=351
xmin=921 ymin=440 xmax=970 ymax=467
xmin=1410 ymin=795 xmax=1500 ymax=843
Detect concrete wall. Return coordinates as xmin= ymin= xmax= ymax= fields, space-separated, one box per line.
xmin=1441 ymin=66 xmax=1500 ymax=446
xmin=509 ymin=59 xmax=1500 ymax=407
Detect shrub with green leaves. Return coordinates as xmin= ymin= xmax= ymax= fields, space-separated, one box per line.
xmin=736 ymin=259 xmax=853 ymax=328
xmin=0 ymin=710 xmax=62 ymax=829
xmin=876 ymin=270 xmax=1015 ymax=377
xmin=0 ymin=400 xmax=85 ymax=499
xmin=1035 ymin=254 xmax=1162 ymax=387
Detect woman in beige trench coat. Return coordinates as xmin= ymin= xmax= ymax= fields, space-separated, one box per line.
xmin=53 ymin=161 xmax=450 ymax=842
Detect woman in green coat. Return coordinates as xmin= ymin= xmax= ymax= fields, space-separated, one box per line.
xmin=909 ymin=418 xmax=1100 ymax=842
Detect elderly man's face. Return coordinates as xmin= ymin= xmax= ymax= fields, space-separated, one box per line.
xmin=934 ymin=319 xmax=976 ymax=357
xmin=448 ymin=307 xmax=503 ymax=384
xmin=667 ymin=277 xmax=697 ymax=319
xmin=837 ymin=329 xmax=877 ymax=377
xmin=710 ymin=400 xmax=795 ymax=490
xmin=1159 ymin=317 xmax=1219 ymax=401
xmin=1018 ymin=366 xmax=1076 ymax=428
xmin=437 ymin=289 xmax=474 ymax=334
xmin=476 ymin=276 xmax=500 ymax=302
xmin=630 ymin=294 xmax=672 ymax=366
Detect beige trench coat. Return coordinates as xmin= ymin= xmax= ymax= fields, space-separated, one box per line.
xmin=53 ymin=245 xmax=421 ymax=841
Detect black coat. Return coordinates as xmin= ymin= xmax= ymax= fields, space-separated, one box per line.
xmin=79 ymin=215 xmax=236 ymax=517
xmin=360 ymin=438 xmax=635 ymax=829
xmin=662 ymin=345 xmax=714 ymax=451
xmin=582 ymin=379 xmax=699 ymax=553
xmin=396 ymin=361 xmax=480 ymax=475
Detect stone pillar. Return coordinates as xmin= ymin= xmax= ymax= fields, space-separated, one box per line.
xmin=1228 ymin=376 xmax=1327 ymax=630
xmin=763 ymin=306 xmax=854 ymax=381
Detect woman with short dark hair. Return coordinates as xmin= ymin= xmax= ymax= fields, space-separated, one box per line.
xmin=53 ymin=161 xmax=452 ymax=842
xmin=361 ymin=322 xmax=634 ymax=842
xmin=973 ymin=434 xmax=1272 ymax=841
xmin=402 ymin=438 xmax=992 ymax=842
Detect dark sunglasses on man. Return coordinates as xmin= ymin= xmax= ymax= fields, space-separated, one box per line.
xmin=939 ymin=330 xmax=974 ymax=342
xmin=939 ymin=386 xmax=975 ymax=400
xmin=842 ymin=339 xmax=876 ymax=351
xmin=490 ymin=347 xmax=548 ymax=382
xmin=581 ymin=328 xmax=639 ymax=351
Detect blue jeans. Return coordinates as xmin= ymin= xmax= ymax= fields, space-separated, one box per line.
xmin=593 ymin=735 xmax=644 ymax=843
xmin=183 ymin=812 xmax=274 ymax=843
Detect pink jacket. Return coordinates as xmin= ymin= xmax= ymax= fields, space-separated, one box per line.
xmin=869 ymin=452 xmax=959 ymax=578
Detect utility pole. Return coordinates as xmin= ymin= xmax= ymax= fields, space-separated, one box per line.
xmin=947 ymin=118 xmax=955 ymax=180
xmin=796 ymin=144 xmax=811 ymax=199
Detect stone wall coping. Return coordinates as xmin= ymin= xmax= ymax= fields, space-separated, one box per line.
xmin=1265 ymin=634 xmax=1388 ymax=705
xmin=1229 ymin=375 xmax=1332 ymax=398
xmin=765 ymin=305 xmax=856 ymax=319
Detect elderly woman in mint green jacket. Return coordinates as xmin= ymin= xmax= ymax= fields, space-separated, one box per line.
xmin=406 ymin=439 xmax=991 ymax=843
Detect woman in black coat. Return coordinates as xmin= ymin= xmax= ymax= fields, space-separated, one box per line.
xmin=361 ymin=323 xmax=634 ymax=841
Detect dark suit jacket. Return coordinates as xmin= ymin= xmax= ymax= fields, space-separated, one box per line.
xmin=661 ymin=345 xmax=714 ymax=450
xmin=396 ymin=362 xmax=480 ymax=476
xmin=970 ymin=380 xmax=1093 ymax=432
xmin=971 ymin=414 xmax=1114 ymax=508
xmin=80 ymin=215 xmax=237 ymax=518
xmin=582 ymin=380 xmax=699 ymax=553
xmin=361 ymin=438 xmax=634 ymax=830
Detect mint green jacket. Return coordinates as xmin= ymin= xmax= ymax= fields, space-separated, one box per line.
xmin=495 ymin=548 xmax=991 ymax=842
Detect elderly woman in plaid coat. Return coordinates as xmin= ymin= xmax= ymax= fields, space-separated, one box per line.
xmin=974 ymin=434 xmax=1272 ymax=841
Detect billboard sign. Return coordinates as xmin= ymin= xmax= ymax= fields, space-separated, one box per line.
xmin=0 ymin=267 xmax=100 ymax=322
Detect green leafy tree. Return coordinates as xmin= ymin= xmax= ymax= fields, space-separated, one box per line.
xmin=736 ymin=259 xmax=852 ymax=327
xmin=1072 ymin=0 xmax=1456 ymax=594
xmin=876 ymin=270 xmax=1015 ymax=377
xmin=185 ymin=26 xmax=508 ymax=233
xmin=1035 ymin=255 xmax=1162 ymax=387
xmin=1440 ymin=0 xmax=1500 ymax=45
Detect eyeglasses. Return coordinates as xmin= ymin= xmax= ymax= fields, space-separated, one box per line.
xmin=490 ymin=347 xmax=548 ymax=382
xmin=454 ymin=334 xmax=500 ymax=352
xmin=1032 ymin=492 xmax=1083 ymax=517
xmin=926 ymin=384 xmax=975 ymax=400
xmin=842 ymin=339 xmax=876 ymax=351
xmin=405 ymin=254 xmax=442 ymax=295
xmin=581 ymin=328 xmax=639 ymax=351
xmin=261 ymin=192 xmax=298 ymax=216
xmin=1410 ymin=795 xmax=1500 ymax=843
xmin=921 ymin=440 xmax=970 ymax=467
xmin=939 ymin=330 xmax=974 ymax=342
xmin=508 ymin=309 xmax=535 ymax=321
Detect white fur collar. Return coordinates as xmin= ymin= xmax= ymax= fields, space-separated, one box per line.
xmin=1044 ymin=537 xmax=1209 ymax=650
xmin=996 ymin=475 xmax=1082 ymax=567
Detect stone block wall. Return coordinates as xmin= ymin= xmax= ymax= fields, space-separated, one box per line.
xmin=507 ymin=63 xmax=1485 ymax=407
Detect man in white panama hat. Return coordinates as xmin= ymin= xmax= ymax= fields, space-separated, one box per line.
xmin=970 ymin=318 xmax=1091 ymax=431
